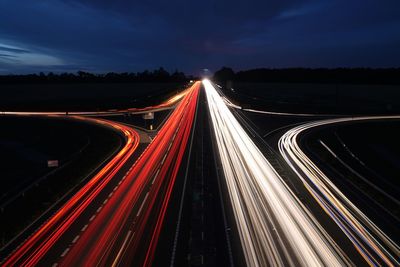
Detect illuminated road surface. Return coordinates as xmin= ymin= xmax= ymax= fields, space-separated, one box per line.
xmin=1 ymin=116 xmax=140 ymax=266
xmin=279 ymin=116 xmax=400 ymax=266
xmin=2 ymin=82 xmax=200 ymax=266
xmin=60 ymin=82 xmax=199 ymax=267
xmin=204 ymin=79 xmax=351 ymax=267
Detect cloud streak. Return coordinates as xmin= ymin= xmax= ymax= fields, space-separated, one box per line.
xmin=0 ymin=0 xmax=399 ymax=73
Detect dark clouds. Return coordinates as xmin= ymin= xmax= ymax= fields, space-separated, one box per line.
xmin=0 ymin=0 xmax=399 ymax=74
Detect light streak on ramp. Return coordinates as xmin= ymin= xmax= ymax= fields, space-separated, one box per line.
xmin=279 ymin=116 xmax=400 ymax=266
xmin=203 ymin=79 xmax=350 ymax=267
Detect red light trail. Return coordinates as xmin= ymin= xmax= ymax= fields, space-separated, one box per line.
xmin=1 ymin=116 xmax=140 ymax=266
xmin=2 ymin=82 xmax=200 ymax=266
xmin=60 ymin=82 xmax=199 ymax=266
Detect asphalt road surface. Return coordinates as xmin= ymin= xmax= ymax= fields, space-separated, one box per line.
xmin=2 ymin=80 xmax=399 ymax=267
xmin=203 ymin=79 xmax=399 ymax=267
xmin=1 ymin=82 xmax=200 ymax=266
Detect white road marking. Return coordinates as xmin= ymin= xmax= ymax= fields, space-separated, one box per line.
xmin=60 ymin=248 xmax=70 ymax=257
xmin=136 ymin=192 xmax=149 ymax=217
xmin=72 ymin=235 xmax=80 ymax=244
xmin=151 ymin=169 xmax=161 ymax=185
xmin=81 ymin=224 xmax=88 ymax=232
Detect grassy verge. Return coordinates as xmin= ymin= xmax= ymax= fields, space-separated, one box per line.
xmin=0 ymin=82 xmax=187 ymax=111
xmin=302 ymin=120 xmax=400 ymax=241
xmin=0 ymin=116 xmax=122 ymax=246
xmin=222 ymin=82 xmax=400 ymax=114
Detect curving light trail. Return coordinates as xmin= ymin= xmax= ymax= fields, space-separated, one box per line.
xmin=1 ymin=116 xmax=140 ymax=266
xmin=1 ymin=82 xmax=200 ymax=266
xmin=279 ymin=116 xmax=400 ymax=266
xmin=203 ymin=79 xmax=351 ymax=267
xmin=59 ymin=81 xmax=200 ymax=267
xmin=1 ymin=85 xmax=190 ymax=117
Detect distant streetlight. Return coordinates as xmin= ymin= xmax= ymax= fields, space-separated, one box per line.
xmin=202 ymin=68 xmax=211 ymax=78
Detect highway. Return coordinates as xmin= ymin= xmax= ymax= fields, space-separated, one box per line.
xmin=1 ymin=115 xmax=140 ymax=266
xmin=203 ymin=79 xmax=354 ymax=267
xmin=2 ymin=80 xmax=399 ymax=266
xmin=1 ymin=82 xmax=200 ymax=266
xmin=279 ymin=116 xmax=400 ymax=266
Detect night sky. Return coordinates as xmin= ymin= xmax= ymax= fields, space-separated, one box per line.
xmin=0 ymin=0 xmax=399 ymax=74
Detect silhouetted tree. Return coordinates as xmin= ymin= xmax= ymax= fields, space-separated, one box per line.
xmin=213 ymin=67 xmax=235 ymax=82
xmin=152 ymin=67 xmax=170 ymax=82
xmin=171 ymin=70 xmax=186 ymax=82
xmin=213 ymin=67 xmax=400 ymax=84
xmin=3 ymin=68 xmax=399 ymax=84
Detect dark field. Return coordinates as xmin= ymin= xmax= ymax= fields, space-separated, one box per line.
xmin=0 ymin=81 xmax=185 ymax=254
xmin=0 ymin=116 xmax=122 ymax=247
xmin=222 ymin=82 xmax=400 ymax=114
xmin=0 ymin=82 xmax=186 ymax=111
xmin=302 ymin=120 xmax=400 ymax=243
xmin=223 ymin=81 xmax=400 ymax=247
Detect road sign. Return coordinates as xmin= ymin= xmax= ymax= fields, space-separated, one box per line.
xmin=47 ymin=160 xmax=59 ymax=168
xmin=143 ymin=112 xmax=154 ymax=120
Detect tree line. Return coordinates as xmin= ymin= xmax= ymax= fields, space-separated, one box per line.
xmin=2 ymin=67 xmax=400 ymax=84
xmin=213 ymin=67 xmax=400 ymax=84
xmin=0 ymin=67 xmax=194 ymax=83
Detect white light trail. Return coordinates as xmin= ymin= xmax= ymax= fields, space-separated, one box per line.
xmin=203 ymin=79 xmax=351 ymax=267
xmin=279 ymin=116 xmax=400 ymax=266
